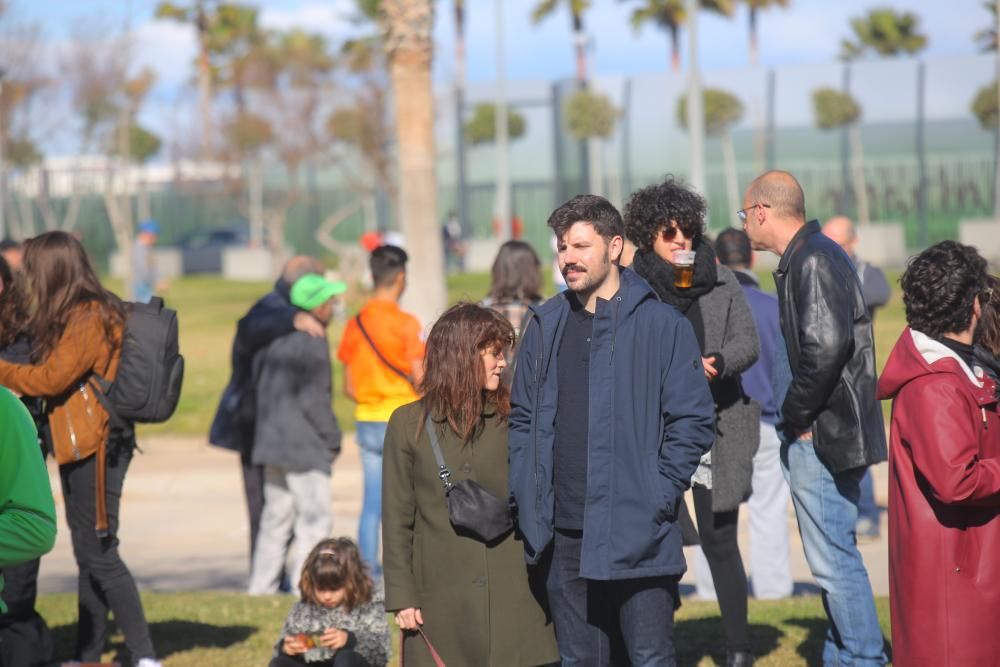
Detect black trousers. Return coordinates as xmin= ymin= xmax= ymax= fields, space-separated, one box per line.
xmin=61 ymin=441 xmax=155 ymax=662
xmin=269 ymin=648 xmax=370 ymax=667
xmin=0 ymin=559 xmax=53 ymax=667
xmin=687 ymin=485 xmax=749 ymax=653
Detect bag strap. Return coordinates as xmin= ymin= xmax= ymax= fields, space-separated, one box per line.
xmin=423 ymin=415 xmax=454 ymax=493
xmin=402 ymin=627 xmax=447 ymax=667
xmin=355 ymin=314 xmax=411 ymax=382
xmin=87 ymin=377 xmax=127 ymax=431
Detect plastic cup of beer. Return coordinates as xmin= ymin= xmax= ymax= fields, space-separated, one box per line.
xmin=673 ymin=250 xmax=696 ymax=288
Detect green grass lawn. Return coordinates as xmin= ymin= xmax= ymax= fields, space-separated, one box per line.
xmin=36 ymin=591 xmax=891 ymax=666
xmin=143 ymin=269 xmax=907 ymax=438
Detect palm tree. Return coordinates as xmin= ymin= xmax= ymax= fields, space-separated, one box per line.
xmin=377 ymin=0 xmax=447 ymax=327
xmin=975 ymin=2 xmax=1000 ymax=216
xmin=840 ymin=7 xmax=928 ymax=59
xmin=813 ymin=88 xmax=869 ymax=224
xmin=565 ymin=89 xmax=619 ymax=195
xmin=155 ymin=0 xmax=215 ymax=157
xmin=531 ymin=0 xmax=591 ymax=84
xmin=744 ymin=0 xmax=789 ymax=67
xmin=623 ymin=0 xmax=733 ymax=73
xmin=678 ymin=88 xmax=743 ymax=224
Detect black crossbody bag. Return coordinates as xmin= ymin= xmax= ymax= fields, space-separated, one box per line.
xmin=355 ymin=314 xmax=412 ymax=383
xmin=423 ymin=415 xmax=513 ymax=543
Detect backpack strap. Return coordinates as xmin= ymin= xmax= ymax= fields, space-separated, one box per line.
xmin=355 ymin=314 xmax=412 ymax=382
xmin=87 ymin=376 xmax=129 ymax=432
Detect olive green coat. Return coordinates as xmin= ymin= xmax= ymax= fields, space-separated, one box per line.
xmin=382 ymin=401 xmax=558 ymax=667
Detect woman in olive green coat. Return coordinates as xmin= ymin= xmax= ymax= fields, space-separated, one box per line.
xmin=382 ymin=304 xmax=558 ymax=667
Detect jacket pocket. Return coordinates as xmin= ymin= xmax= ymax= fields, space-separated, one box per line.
xmin=815 ymin=379 xmax=861 ymax=465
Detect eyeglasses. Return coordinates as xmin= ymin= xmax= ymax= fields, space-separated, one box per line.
xmin=737 ymin=203 xmax=771 ymax=222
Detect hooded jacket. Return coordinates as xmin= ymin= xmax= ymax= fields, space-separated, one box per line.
xmin=877 ymin=328 xmax=1000 ymax=666
xmin=508 ymin=267 xmax=716 ymax=580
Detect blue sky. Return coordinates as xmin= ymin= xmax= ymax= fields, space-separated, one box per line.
xmin=4 ymin=0 xmax=993 ymax=154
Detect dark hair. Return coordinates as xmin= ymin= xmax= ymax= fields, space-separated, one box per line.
xmin=547 ymin=195 xmax=624 ymax=244
xmin=22 ymin=232 xmax=126 ymax=362
xmin=715 ymin=228 xmax=753 ymax=268
xmin=299 ymin=537 xmax=373 ymax=612
xmin=0 ymin=239 xmax=20 ymax=253
xmin=488 ymin=241 xmax=543 ymax=303
xmin=977 ymin=274 xmax=1000 ymax=358
xmin=0 ymin=254 xmax=29 ymax=350
xmin=901 ymin=241 xmax=988 ymax=338
xmin=623 ymin=176 xmax=706 ymax=252
xmin=370 ymin=244 xmax=408 ymax=288
xmin=418 ymin=303 xmax=514 ymax=442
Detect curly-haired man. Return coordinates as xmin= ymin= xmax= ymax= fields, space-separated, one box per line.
xmin=877 ymin=241 xmax=999 ymax=665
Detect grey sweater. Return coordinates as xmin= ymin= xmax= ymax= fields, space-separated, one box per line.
xmin=696 ymin=265 xmax=762 ymax=511
xmin=251 ymin=330 xmax=342 ymax=472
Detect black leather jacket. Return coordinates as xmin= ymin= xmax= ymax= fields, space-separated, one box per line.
xmin=774 ymin=221 xmax=887 ymax=473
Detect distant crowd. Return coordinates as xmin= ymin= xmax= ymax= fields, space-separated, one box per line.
xmin=0 ymin=169 xmax=998 ymax=667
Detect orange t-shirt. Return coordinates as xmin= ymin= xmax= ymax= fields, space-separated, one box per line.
xmin=337 ymin=298 xmax=424 ymax=422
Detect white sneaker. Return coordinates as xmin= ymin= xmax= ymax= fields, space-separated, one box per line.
xmin=136 ymin=659 xmax=163 ymax=667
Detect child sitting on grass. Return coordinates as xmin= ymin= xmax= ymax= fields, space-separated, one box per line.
xmin=271 ymin=538 xmax=390 ymax=667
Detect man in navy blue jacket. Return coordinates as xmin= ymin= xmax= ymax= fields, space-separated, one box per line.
xmin=509 ymin=195 xmax=716 ymax=666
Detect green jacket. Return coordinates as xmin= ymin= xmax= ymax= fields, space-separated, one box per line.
xmin=382 ymin=401 xmax=558 ymax=667
xmin=0 ymin=387 xmax=57 ymax=612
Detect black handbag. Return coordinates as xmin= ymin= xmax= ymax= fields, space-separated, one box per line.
xmin=424 ymin=416 xmax=513 ymax=543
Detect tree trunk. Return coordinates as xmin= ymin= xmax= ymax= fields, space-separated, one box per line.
xmin=721 ymin=127 xmax=741 ymax=226
xmin=572 ymin=11 xmax=588 ymax=85
xmin=670 ymin=26 xmax=681 ymax=73
xmin=588 ymin=137 xmax=604 ymax=196
xmin=196 ymin=4 xmax=214 ymax=158
xmin=849 ymin=122 xmax=870 ymax=224
xmin=748 ymin=9 xmax=759 ymax=68
xmin=104 ymin=165 xmax=135 ymax=301
xmin=386 ymin=32 xmax=446 ymax=327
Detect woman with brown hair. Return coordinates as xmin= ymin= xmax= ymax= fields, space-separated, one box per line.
xmin=481 ymin=240 xmax=544 ymax=385
xmin=382 ymin=303 xmax=557 ymax=667
xmin=0 ymin=231 xmax=162 ymax=666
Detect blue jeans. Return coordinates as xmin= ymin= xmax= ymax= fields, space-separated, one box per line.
xmin=546 ymin=529 xmax=678 ymax=666
xmin=356 ymin=421 xmax=387 ymax=575
xmin=781 ymin=437 xmax=887 ymax=666
xmin=857 ymin=469 xmax=880 ymax=531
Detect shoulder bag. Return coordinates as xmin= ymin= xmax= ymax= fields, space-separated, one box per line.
xmin=423 ymin=415 xmax=513 ymax=543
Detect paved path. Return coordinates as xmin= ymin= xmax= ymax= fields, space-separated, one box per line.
xmin=38 ymin=434 xmax=889 ymax=598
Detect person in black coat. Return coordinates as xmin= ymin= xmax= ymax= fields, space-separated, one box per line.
xmin=209 ymin=256 xmax=327 ymax=570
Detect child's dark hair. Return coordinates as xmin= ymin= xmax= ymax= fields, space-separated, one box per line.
xmin=300 ymin=538 xmax=373 ymax=612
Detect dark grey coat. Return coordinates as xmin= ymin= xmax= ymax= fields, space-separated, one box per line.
xmin=251 ymin=331 xmax=342 ymax=472
xmin=696 ymin=265 xmax=762 ymax=511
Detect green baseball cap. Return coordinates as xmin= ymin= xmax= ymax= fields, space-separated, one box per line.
xmin=290 ymin=273 xmax=348 ymax=311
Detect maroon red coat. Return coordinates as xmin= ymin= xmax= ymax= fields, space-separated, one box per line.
xmin=877 ymin=328 xmax=1000 ymax=666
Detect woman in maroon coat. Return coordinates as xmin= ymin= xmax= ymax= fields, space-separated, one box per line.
xmin=877 ymin=241 xmax=1000 ymax=666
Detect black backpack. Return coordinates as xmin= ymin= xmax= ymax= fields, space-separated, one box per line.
xmin=90 ymin=296 xmax=185 ymax=427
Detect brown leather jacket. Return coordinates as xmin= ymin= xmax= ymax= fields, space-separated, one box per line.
xmin=0 ymin=301 xmax=122 ymax=532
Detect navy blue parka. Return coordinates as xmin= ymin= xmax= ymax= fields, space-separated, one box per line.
xmin=508 ymin=267 xmax=716 ymax=580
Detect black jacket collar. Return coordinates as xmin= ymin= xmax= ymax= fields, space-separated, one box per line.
xmin=777 ymin=220 xmax=821 ymax=274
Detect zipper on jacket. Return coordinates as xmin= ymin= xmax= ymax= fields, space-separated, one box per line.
xmin=983 ymin=407 xmax=989 ymax=430
xmin=609 ymin=296 xmax=622 ymax=365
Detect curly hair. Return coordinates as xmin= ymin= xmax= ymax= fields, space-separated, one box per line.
xmin=0 ymin=255 xmax=30 ymax=351
xmin=901 ymin=241 xmax=988 ymax=338
xmin=977 ymin=274 xmax=1000 ymax=358
xmin=418 ymin=303 xmax=514 ymax=442
xmin=623 ymin=176 xmax=706 ymax=253
xmin=299 ymin=537 xmax=373 ymax=612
